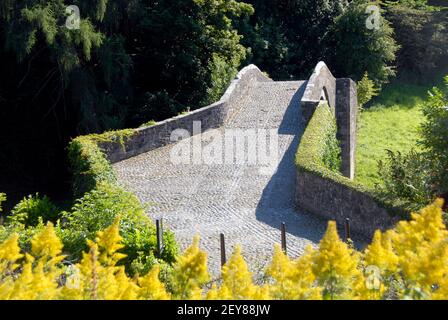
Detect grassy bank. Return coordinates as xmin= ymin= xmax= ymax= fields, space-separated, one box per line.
xmin=355 ymin=81 xmax=437 ymax=189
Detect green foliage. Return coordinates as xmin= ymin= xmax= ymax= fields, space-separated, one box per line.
xmin=134 ymin=90 xmax=184 ymax=122
xmin=7 ymin=194 xmax=59 ymax=227
xmin=129 ymin=0 xmax=253 ymax=124
xmin=386 ymin=5 xmax=448 ymax=80
xmin=242 ymin=0 xmax=398 ymax=85
xmin=2 ymin=0 xmax=119 ymax=129
xmin=67 ymin=128 xmax=136 ymax=197
xmin=0 ymin=220 xmax=46 ymax=253
xmin=139 ymin=120 xmax=157 ymax=128
xmin=419 ymin=76 xmax=448 ymax=195
xmin=384 ymin=0 xmax=433 ymax=10
xmin=59 ymin=182 xmax=178 ymax=271
xmin=68 ymin=138 xmax=117 ymax=198
xmin=364 ymin=76 xmax=448 ymax=211
xmin=130 ymin=251 xmax=174 ymax=285
xmin=322 ymin=117 xmax=342 ymax=173
xmin=205 ymin=54 xmax=242 ymax=105
xmin=0 ymin=183 xmax=178 ymax=275
xmin=295 ymin=103 xmax=343 ymax=176
xmin=326 ymin=0 xmax=399 ymax=87
xmin=377 ymin=150 xmax=436 ymax=210
xmin=357 ymin=72 xmax=379 ymax=109
xmin=241 ymin=0 xmax=349 ymax=79
xmin=0 ymin=193 xmax=5 ymax=213
xmin=356 ymin=80 xmax=430 ymax=188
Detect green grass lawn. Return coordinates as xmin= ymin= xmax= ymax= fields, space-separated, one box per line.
xmin=355 ymin=81 xmax=436 ymax=189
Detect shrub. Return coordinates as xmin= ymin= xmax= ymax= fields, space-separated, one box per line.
xmin=0 ymin=220 xmax=45 ymax=253
xmin=377 ymin=76 xmax=448 ymax=209
xmin=7 ymin=194 xmax=59 ymax=227
xmin=68 ymin=138 xmax=117 ymax=198
xmin=377 ymin=150 xmax=436 ymax=210
xmin=420 ymin=76 xmax=448 ymax=195
xmin=67 ymin=129 xmax=136 ymax=197
xmin=58 ymin=182 xmax=177 ymax=271
xmin=357 ymin=72 xmax=379 ymax=109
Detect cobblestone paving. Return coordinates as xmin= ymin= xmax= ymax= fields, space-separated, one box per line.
xmin=114 ymin=81 xmax=334 ymax=276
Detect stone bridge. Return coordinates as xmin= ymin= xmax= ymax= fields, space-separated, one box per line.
xmin=108 ymin=63 xmax=360 ymax=275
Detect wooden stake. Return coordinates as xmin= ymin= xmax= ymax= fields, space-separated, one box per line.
xmin=220 ymin=233 xmax=226 ymax=266
xmin=345 ymin=218 xmax=351 ymax=242
xmin=281 ymin=222 xmax=287 ymax=255
xmin=156 ymin=219 xmax=163 ymax=258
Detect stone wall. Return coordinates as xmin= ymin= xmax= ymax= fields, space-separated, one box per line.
xmin=300 ymin=62 xmax=336 ymax=126
xmin=336 ymin=79 xmax=358 ymax=180
xmin=295 ymin=170 xmax=400 ymax=237
xmin=300 ymin=62 xmax=357 ymax=179
xmin=99 ymin=65 xmax=272 ymax=163
xmin=296 ymin=62 xmax=399 ymax=238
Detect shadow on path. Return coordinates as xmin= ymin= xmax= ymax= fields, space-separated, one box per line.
xmin=255 ymin=82 xmax=328 ymax=244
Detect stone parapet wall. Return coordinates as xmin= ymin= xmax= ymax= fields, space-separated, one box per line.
xmin=300 ymin=62 xmax=357 ymax=179
xmin=295 ymin=170 xmax=400 ymax=237
xmin=295 ymin=63 xmax=400 ymax=238
xmin=99 ymin=65 xmax=272 ymax=163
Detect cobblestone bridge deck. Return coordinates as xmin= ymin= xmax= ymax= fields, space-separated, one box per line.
xmin=113 ymin=80 xmax=333 ymax=275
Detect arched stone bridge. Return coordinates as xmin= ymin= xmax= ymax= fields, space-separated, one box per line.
xmin=108 ymin=63 xmax=361 ymax=275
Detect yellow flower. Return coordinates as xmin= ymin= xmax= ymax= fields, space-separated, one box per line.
xmin=218 ymin=245 xmax=264 ymax=299
xmin=390 ymin=199 xmax=448 ymax=297
xmin=95 ymin=216 xmax=126 ymax=266
xmin=312 ymin=221 xmax=361 ymax=299
xmin=266 ymin=244 xmax=321 ymax=300
xmin=31 ymin=223 xmax=63 ymax=261
xmin=138 ymin=266 xmax=170 ymax=300
xmin=171 ymin=235 xmax=210 ymax=299
xmin=0 ymin=234 xmax=23 ymax=274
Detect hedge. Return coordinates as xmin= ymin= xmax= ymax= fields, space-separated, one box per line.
xmin=67 ymin=129 xmax=136 ymax=197
xmin=295 ymin=102 xmax=408 ymax=218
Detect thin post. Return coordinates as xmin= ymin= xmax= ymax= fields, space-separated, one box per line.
xmin=160 ymin=218 xmax=164 ymax=253
xmin=345 ymin=218 xmax=351 ymax=242
xmin=220 ymin=233 xmax=226 ymax=267
xmin=156 ymin=219 xmax=162 ymax=258
xmin=281 ymin=222 xmax=287 ymax=255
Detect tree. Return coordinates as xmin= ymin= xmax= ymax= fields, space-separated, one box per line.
xmin=357 ymin=72 xmax=379 ymax=109
xmin=240 ymin=0 xmax=349 ymax=79
xmin=385 ymin=5 xmax=448 ymax=81
xmin=0 ymin=0 xmax=134 ymax=201
xmin=325 ymin=0 xmax=399 ymax=87
xmin=0 ymin=0 xmax=253 ymax=203
xmin=129 ymin=0 xmax=253 ymax=124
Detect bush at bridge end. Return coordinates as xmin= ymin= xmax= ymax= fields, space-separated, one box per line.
xmin=68 ymin=129 xmax=136 ymax=197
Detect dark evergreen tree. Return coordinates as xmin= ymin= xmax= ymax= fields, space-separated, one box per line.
xmin=0 ymin=0 xmax=252 ymax=204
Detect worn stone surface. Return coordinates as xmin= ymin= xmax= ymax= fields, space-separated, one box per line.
xmin=113 ymin=81 xmax=335 ymax=276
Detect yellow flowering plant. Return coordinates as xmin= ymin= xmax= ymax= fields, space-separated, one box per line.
xmin=0 ymin=200 xmax=447 ymax=300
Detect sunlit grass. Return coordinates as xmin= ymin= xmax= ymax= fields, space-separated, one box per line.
xmin=355 ymin=80 xmax=439 ymax=189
